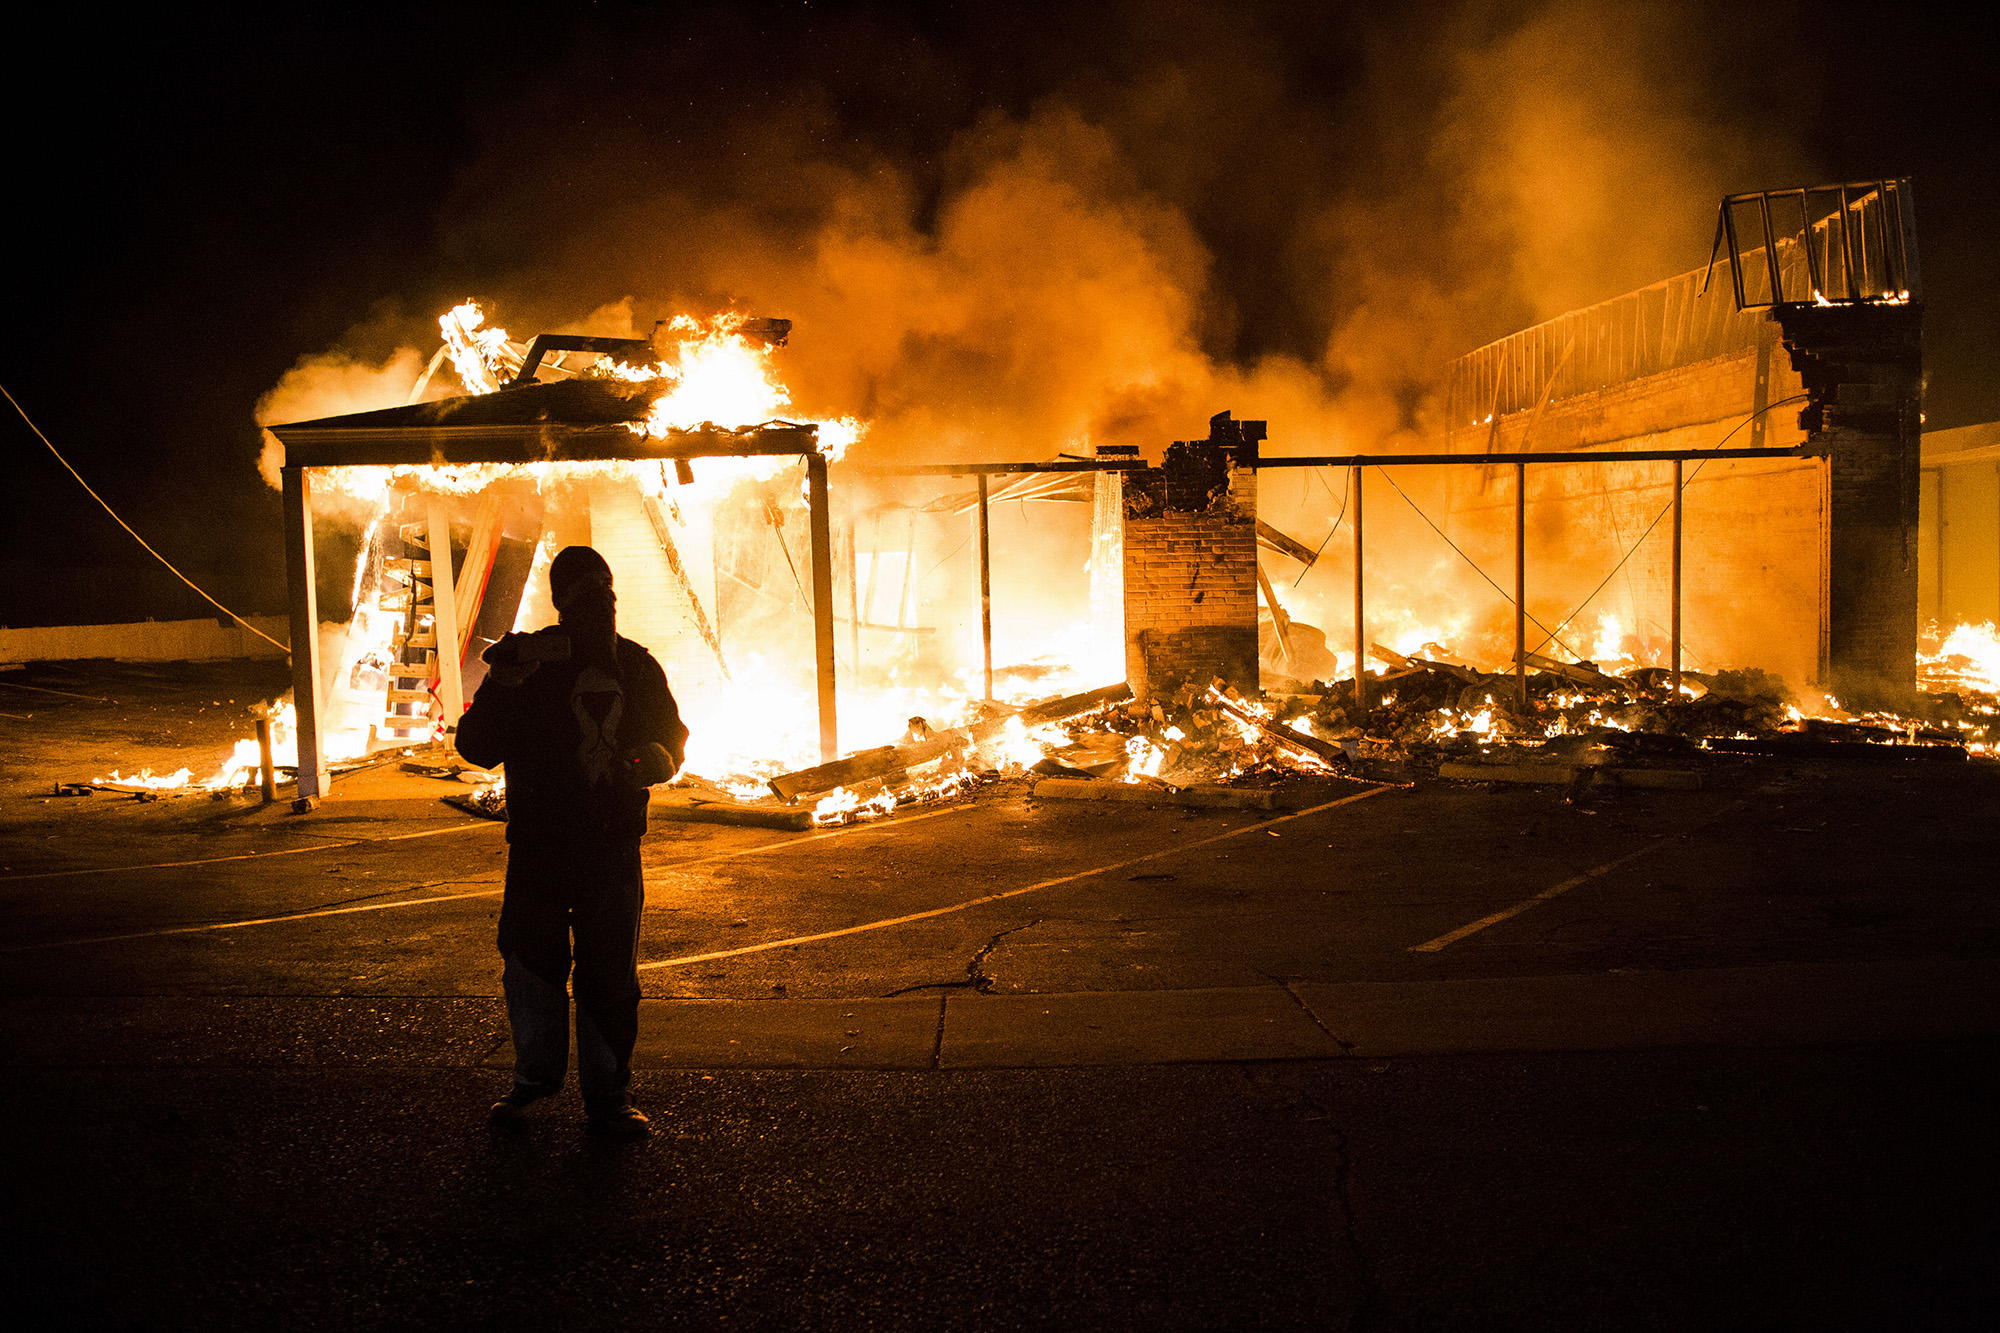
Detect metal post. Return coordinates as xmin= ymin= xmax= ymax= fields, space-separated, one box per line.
xmin=1351 ymin=465 xmax=1365 ymax=713
xmin=807 ymin=453 xmax=838 ymax=762
xmin=280 ymin=466 xmax=329 ymax=801
xmin=1671 ymin=458 xmax=1684 ymax=696
xmin=1515 ymin=461 xmax=1528 ymax=711
xmin=256 ymin=716 xmax=275 ymax=804
xmin=977 ymin=473 xmax=993 ymax=702
xmin=426 ymin=499 xmax=464 ymax=731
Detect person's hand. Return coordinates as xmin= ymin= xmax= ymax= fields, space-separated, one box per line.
xmin=621 ymin=742 xmax=680 ymax=788
xmin=487 ymin=659 xmax=538 ymax=687
xmin=482 ymin=632 xmax=557 ymax=687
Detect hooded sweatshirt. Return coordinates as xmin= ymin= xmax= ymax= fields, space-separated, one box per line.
xmin=456 ymin=548 xmax=688 ymax=844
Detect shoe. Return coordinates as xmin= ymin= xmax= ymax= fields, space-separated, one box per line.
xmin=489 ymin=1084 xmax=557 ymax=1126
xmin=585 ymin=1099 xmax=650 ymax=1138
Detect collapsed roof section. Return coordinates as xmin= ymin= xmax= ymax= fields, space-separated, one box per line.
xmin=269 ymin=378 xmax=820 ymax=469
xmin=269 ymin=377 xmax=834 ymax=802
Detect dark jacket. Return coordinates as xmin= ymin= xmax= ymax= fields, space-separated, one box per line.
xmin=456 ymin=628 xmax=688 ymax=844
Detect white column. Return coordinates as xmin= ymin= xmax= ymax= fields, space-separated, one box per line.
xmin=427 ymin=499 xmax=465 ymax=729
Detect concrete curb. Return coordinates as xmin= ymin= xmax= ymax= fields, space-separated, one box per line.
xmin=1032 ymin=778 xmax=1277 ymax=809
xmin=7 ymin=957 xmax=1994 ymax=1071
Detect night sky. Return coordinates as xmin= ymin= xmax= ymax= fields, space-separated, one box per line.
xmin=5 ymin=1 xmax=1996 ymax=629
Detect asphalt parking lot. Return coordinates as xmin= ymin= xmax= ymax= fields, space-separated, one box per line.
xmin=2 ymin=659 xmax=1997 ymax=1329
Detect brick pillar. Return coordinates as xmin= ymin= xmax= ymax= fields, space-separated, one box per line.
xmin=1778 ymin=304 xmax=1923 ymax=708
xmin=1122 ymin=412 xmax=1262 ymax=700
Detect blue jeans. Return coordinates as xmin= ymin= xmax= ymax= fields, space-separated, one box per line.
xmin=498 ymin=838 xmax=644 ymax=1099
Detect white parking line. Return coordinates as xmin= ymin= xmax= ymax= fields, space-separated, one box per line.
xmin=638 ymin=786 xmax=1393 ymax=970
xmin=0 ymin=820 xmax=501 ymax=882
xmin=1406 ymin=799 xmax=1743 ymax=953
xmin=0 ymin=800 xmax=983 ymax=951
xmin=1405 ymin=843 xmax=1666 ymax=953
xmin=0 ymin=882 xmax=505 ymax=953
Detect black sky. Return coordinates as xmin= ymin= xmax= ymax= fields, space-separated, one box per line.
xmin=4 ymin=1 xmax=1996 ymax=628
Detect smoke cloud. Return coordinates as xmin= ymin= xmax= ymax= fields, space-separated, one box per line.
xmin=264 ymin=0 xmax=1821 ymax=675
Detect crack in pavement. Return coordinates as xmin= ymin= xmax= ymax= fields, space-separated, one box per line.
xmin=1279 ymin=979 xmax=1355 ymax=1054
xmin=1294 ymin=1083 xmax=1380 ymax=1331
xmin=883 ymin=919 xmax=1045 ymax=997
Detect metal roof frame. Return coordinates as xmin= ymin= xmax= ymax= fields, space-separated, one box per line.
xmin=269 ymin=383 xmax=835 ymax=799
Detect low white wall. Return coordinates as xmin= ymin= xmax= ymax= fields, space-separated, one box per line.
xmin=0 ymin=616 xmax=291 ymax=665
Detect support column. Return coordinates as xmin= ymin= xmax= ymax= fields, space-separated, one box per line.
xmin=1515 ymin=462 xmax=1528 ymax=711
xmin=1351 ymin=465 xmax=1364 ymax=712
xmin=281 ymin=466 xmax=330 ymax=800
xmin=1671 ymin=459 xmax=1684 ymax=696
xmin=1779 ymin=301 xmax=1923 ymax=707
xmin=977 ymin=474 xmax=993 ymax=701
xmin=807 ymin=453 xmax=838 ymax=762
xmin=426 ymin=499 xmax=464 ymax=729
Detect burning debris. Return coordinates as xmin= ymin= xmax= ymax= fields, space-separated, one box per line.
xmin=75 ymin=258 xmax=1999 ymax=818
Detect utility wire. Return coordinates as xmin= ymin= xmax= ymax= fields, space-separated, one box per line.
xmin=1528 ymin=393 xmax=1811 ymax=657
xmin=3 ymin=382 xmax=291 ymax=652
xmin=1370 ymin=466 xmax=1580 ymax=657
xmin=1292 ymin=467 xmax=1349 ymax=589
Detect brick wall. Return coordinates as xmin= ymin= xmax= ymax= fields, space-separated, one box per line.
xmin=1439 ymin=295 xmax=1921 ymax=704
xmin=1122 ymin=415 xmax=1261 ymax=699
xmin=1777 ymin=303 xmax=1923 ymax=706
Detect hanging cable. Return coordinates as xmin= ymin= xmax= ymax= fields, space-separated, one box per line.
xmin=2 ymin=382 xmax=290 ymax=652
xmin=1370 ymin=466 xmax=1580 ymax=658
xmin=1292 ymin=466 xmax=1349 ymax=589
xmin=1528 ymin=393 xmax=1811 ymax=657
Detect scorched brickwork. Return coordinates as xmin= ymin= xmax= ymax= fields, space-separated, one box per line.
xmin=1122 ymin=413 xmax=1262 ymax=700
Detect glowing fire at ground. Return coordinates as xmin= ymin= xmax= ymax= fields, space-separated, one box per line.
xmin=101 ymin=299 xmax=2000 ymax=798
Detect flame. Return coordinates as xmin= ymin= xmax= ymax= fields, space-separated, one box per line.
xmin=633 ymin=313 xmax=862 ymax=465
xmin=439 ymin=302 xmax=516 ymax=395
xmin=640 ymin=315 xmax=788 ymax=429
xmin=318 ymin=305 xmax=864 ymax=511
xmin=1124 ymin=735 xmax=1168 ymax=780
xmin=1925 ymin=621 xmax=2000 ymax=694
xmin=96 ymin=695 xmax=382 ymax=794
xmin=1590 ymin=613 xmax=1625 ymax=666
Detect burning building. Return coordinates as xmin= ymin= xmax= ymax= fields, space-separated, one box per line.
xmin=237 ymin=178 xmax=1984 ymax=818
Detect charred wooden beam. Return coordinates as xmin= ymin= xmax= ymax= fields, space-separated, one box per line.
xmin=1705 ymin=736 xmax=1965 ymax=762
xmin=1255 ymin=519 xmax=1320 ymax=568
xmin=1258 ymin=561 xmax=1295 ymax=665
xmin=1519 ymin=651 xmax=1623 ymax=689
xmin=765 ymin=682 xmax=1134 ymax=803
xmin=1007 ymin=682 xmax=1133 ymax=726
xmin=1370 ymin=642 xmax=1481 ymax=685
xmin=1205 ymin=692 xmax=1346 ymax=766
xmin=768 ymin=734 xmax=970 ymax=803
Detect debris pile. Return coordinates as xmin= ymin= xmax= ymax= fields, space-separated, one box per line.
xmin=60 ymin=621 xmax=1998 ymax=826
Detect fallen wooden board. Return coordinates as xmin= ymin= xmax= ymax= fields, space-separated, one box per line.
xmin=1437 ymin=760 xmax=1575 ymax=785
xmin=1705 ymin=737 xmax=1966 ymax=763
xmin=1593 ymin=768 xmax=1702 ymax=790
xmin=1032 ymin=778 xmax=1276 ymax=810
xmin=1255 ymin=519 xmax=1320 ymax=568
xmin=1438 ymin=761 xmax=1702 ymax=790
xmin=769 ymin=735 xmax=967 ymax=802
xmin=651 ymin=801 xmax=813 ymax=831
xmin=1519 ymin=652 xmax=1622 ymax=689
xmin=767 ymin=681 xmax=1135 ymax=802
xmin=1370 ymin=642 xmax=1480 ymax=685
xmin=1010 ymin=681 xmax=1133 ymax=726
xmin=1206 ymin=693 xmax=1346 ymax=765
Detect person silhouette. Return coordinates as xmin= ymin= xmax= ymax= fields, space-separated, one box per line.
xmin=456 ymin=545 xmax=687 ymax=1136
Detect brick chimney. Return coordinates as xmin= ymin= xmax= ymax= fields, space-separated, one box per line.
xmin=1122 ymin=412 xmax=1262 ymax=700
